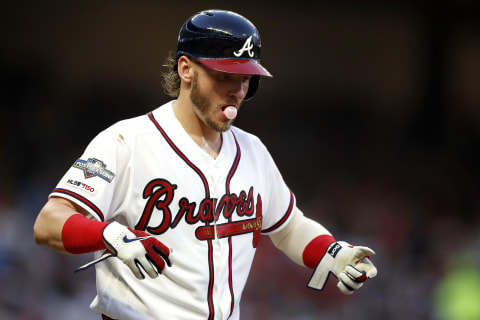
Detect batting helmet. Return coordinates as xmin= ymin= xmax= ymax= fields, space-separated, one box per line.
xmin=176 ymin=9 xmax=272 ymax=100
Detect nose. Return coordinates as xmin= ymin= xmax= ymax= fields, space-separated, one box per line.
xmin=228 ymin=78 xmax=248 ymax=101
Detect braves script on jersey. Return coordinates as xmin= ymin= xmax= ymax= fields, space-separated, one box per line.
xmin=50 ymin=101 xmax=296 ymax=320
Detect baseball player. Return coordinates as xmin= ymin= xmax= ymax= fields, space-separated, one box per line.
xmin=33 ymin=9 xmax=377 ymax=320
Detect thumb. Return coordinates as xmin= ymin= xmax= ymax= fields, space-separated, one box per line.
xmin=353 ymin=246 xmax=375 ymax=260
xmin=352 ymin=248 xmax=378 ymax=279
xmin=360 ymin=257 xmax=378 ymax=278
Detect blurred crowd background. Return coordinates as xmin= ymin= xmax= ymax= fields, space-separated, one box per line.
xmin=2 ymin=1 xmax=480 ymax=319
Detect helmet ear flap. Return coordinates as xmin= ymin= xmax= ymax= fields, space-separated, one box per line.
xmin=245 ymin=76 xmax=260 ymax=101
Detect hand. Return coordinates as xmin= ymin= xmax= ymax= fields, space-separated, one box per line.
xmin=307 ymin=241 xmax=377 ymax=294
xmin=102 ymin=222 xmax=172 ymax=279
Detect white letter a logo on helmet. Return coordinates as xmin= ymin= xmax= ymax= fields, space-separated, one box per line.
xmin=234 ymin=36 xmax=254 ymax=58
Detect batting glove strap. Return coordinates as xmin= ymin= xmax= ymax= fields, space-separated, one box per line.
xmin=102 ymin=222 xmax=171 ymax=280
xmin=307 ymin=241 xmax=377 ymax=295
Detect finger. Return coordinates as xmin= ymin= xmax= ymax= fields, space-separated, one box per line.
xmin=337 ymin=271 xmax=364 ymax=295
xmin=146 ymin=253 xmax=166 ymax=274
xmin=338 ymin=271 xmax=363 ymax=291
xmin=345 ymin=264 xmax=368 ymax=283
xmin=126 ymin=260 xmax=145 ymax=280
xmin=340 ymin=271 xmax=363 ymax=289
xmin=137 ymin=256 xmax=159 ymax=279
xmin=144 ymin=243 xmax=170 ymax=270
xmin=366 ymin=266 xmax=377 ymax=278
xmin=355 ymin=257 xmax=378 ymax=278
xmin=153 ymin=244 xmax=172 ymax=267
xmin=140 ymin=237 xmax=171 ymax=266
xmin=337 ymin=281 xmax=354 ymax=295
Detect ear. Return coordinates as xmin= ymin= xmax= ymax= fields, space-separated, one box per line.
xmin=177 ymin=56 xmax=194 ymax=83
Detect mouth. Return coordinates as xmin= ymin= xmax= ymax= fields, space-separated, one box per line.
xmin=221 ymin=103 xmax=238 ymax=110
xmin=221 ymin=105 xmax=238 ymax=120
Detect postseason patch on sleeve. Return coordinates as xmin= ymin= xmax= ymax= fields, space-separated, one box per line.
xmin=72 ymin=158 xmax=115 ymax=183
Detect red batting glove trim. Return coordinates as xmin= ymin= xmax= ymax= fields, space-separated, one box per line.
xmin=302 ymin=235 xmax=336 ymax=269
xmin=62 ymin=214 xmax=109 ymax=254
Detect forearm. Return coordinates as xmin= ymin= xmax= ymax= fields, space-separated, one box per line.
xmin=33 ymin=197 xmax=108 ymax=254
xmin=270 ymin=207 xmax=334 ymax=267
xmin=34 ymin=198 xmax=78 ymax=253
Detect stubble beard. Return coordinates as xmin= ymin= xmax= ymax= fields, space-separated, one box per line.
xmin=190 ymin=72 xmax=234 ymax=132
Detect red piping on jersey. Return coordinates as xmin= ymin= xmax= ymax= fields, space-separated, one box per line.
xmin=207 ymin=240 xmax=215 ymax=320
xmin=148 ymin=111 xmax=215 ymax=320
xmin=227 ymin=237 xmax=234 ymax=317
xmin=148 ymin=112 xmax=210 ymax=191
xmin=261 ymin=190 xmax=295 ymax=233
xmin=52 ymin=188 xmax=105 ymax=221
xmin=225 ymin=130 xmax=241 ymax=318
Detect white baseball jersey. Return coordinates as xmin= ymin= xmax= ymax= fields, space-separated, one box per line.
xmin=50 ymin=101 xmax=296 ymax=320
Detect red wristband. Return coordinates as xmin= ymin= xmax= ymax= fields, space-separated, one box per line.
xmin=62 ymin=214 xmax=109 ymax=254
xmin=302 ymin=234 xmax=336 ymax=269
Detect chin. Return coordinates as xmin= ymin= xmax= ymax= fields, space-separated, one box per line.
xmin=207 ymin=118 xmax=231 ymax=132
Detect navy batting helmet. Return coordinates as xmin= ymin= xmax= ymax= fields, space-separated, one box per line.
xmin=176 ymin=9 xmax=272 ymax=100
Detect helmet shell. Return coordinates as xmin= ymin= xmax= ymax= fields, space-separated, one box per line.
xmin=176 ymin=9 xmax=272 ymax=99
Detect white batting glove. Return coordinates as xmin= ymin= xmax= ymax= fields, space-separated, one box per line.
xmin=307 ymin=241 xmax=377 ymax=295
xmin=102 ymin=222 xmax=172 ymax=279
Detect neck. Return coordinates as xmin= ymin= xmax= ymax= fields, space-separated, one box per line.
xmin=172 ymin=96 xmax=223 ymax=159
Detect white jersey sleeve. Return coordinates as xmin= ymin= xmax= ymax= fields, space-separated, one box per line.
xmin=50 ymin=128 xmax=131 ymax=222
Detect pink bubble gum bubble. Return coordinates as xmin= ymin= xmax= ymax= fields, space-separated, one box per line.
xmin=223 ymin=106 xmax=237 ymax=120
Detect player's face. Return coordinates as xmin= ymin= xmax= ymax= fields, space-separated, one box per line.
xmin=190 ymin=65 xmax=251 ymax=132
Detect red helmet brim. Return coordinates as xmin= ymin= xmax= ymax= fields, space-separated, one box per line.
xmin=197 ymin=59 xmax=272 ymax=77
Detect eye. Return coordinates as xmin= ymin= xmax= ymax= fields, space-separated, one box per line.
xmin=242 ymin=75 xmax=251 ymax=83
xmin=221 ymin=73 xmax=232 ymax=81
xmin=211 ymin=72 xmax=229 ymax=81
xmin=212 ymin=71 xmax=250 ymax=83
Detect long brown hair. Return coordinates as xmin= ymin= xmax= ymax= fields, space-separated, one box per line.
xmin=161 ymin=53 xmax=180 ymax=98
